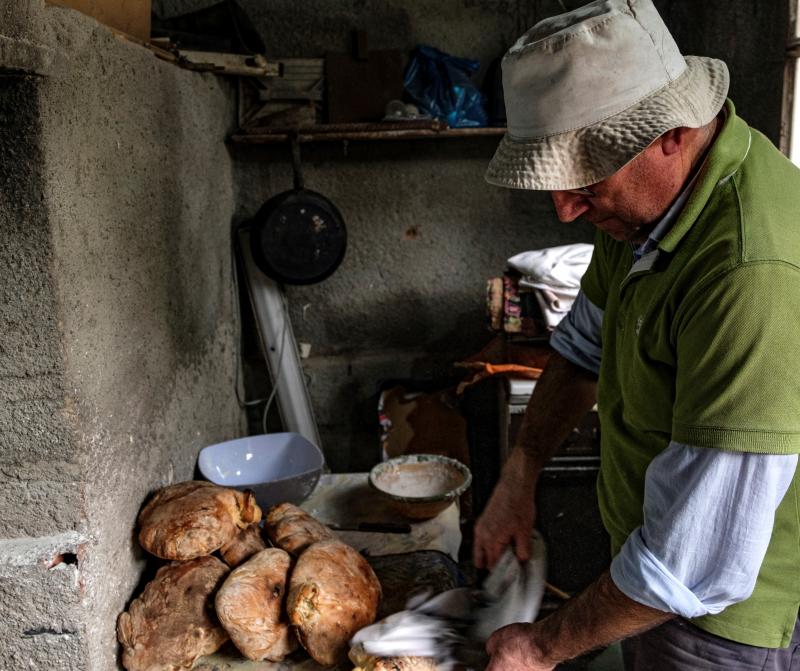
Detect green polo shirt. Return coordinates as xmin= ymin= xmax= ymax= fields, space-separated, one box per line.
xmin=581 ymin=100 xmax=800 ymax=648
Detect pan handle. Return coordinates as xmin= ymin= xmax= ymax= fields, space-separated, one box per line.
xmin=290 ymin=134 xmax=305 ymax=191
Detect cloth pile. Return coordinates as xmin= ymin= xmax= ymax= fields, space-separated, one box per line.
xmin=487 ymin=243 xmax=593 ymax=333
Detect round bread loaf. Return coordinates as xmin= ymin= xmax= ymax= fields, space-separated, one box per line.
xmin=264 ymin=502 xmax=334 ymax=556
xmin=350 ymin=642 xmax=440 ymax=671
xmin=287 ymin=539 xmax=381 ymax=666
xmin=117 ymin=555 xmax=229 ymax=671
xmin=138 ymin=481 xmax=261 ymax=560
xmin=219 ymin=523 xmax=267 ymax=568
xmin=215 ymin=548 xmax=298 ymax=661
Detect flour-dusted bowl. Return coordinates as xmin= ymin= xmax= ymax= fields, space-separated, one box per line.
xmin=198 ymin=433 xmax=324 ymax=511
xmin=369 ymin=454 xmax=472 ymax=520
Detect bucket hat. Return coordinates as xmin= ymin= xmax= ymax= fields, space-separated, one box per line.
xmin=485 ymin=0 xmax=729 ymax=191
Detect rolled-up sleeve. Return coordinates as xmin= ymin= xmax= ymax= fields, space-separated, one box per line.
xmin=610 ymin=442 xmax=797 ymax=617
xmin=550 ymin=291 xmax=603 ymax=375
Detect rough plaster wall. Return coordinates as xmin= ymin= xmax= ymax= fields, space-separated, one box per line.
xmin=157 ymin=0 xmax=788 ymax=471
xmin=0 ymin=2 xmax=242 ymax=669
xmin=233 ymin=140 xmax=579 ymax=470
xmin=0 ymin=64 xmax=91 ymax=670
xmin=229 ymin=0 xmax=788 ymax=470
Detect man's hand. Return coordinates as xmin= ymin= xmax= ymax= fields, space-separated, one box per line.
xmin=472 ymin=352 xmax=598 ymax=570
xmin=485 ymin=623 xmax=555 ymax=671
xmin=473 ymin=450 xmax=537 ymax=570
xmin=483 ymin=570 xmax=673 ymax=669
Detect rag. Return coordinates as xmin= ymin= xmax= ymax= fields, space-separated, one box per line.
xmin=350 ymin=532 xmax=546 ymax=669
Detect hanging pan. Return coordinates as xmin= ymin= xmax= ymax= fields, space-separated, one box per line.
xmin=250 ymin=137 xmax=347 ymax=285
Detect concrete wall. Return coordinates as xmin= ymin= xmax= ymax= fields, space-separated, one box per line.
xmin=0 ymin=2 xmax=241 ymax=668
xmin=223 ymin=0 xmax=789 ymax=471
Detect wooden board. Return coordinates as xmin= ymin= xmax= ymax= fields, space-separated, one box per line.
xmin=46 ymin=0 xmax=151 ymax=41
xmin=326 ymin=50 xmax=406 ymax=123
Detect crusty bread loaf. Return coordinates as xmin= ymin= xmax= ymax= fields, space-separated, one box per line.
xmin=117 ymin=556 xmax=229 ymax=671
xmin=287 ymin=539 xmax=381 ymax=666
xmin=349 ymin=643 xmax=440 ymax=671
xmin=215 ymin=548 xmax=298 ymax=661
xmin=219 ymin=523 xmax=266 ymax=568
xmin=138 ymin=481 xmax=261 ymax=560
xmin=264 ymin=502 xmax=334 ymax=555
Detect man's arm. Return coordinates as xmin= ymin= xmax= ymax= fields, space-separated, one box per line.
xmin=472 ymin=350 xmax=598 ymax=569
xmin=485 ymin=570 xmax=672 ymax=671
xmin=485 ymin=446 xmax=797 ymax=670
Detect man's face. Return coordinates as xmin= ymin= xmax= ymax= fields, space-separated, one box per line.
xmin=550 ymin=137 xmax=685 ymax=245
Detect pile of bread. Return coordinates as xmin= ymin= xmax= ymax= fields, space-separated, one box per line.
xmin=117 ymin=480 xmax=381 ymax=670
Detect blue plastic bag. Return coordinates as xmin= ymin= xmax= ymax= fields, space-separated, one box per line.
xmin=403 ymin=45 xmax=488 ymax=128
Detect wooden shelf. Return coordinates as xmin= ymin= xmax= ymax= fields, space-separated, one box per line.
xmin=229 ymin=121 xmax=507 ymax=144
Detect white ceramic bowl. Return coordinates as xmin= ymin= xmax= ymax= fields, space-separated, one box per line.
xmin=198 ymin=433 xmax=324 ymax=511
xmin=369 ymin=454 xmax=472 ymax=519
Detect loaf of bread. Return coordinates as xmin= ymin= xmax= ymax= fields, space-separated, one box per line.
xmin=117 ymin=556 xmax=229 ymax=671
xmin=219 ymin=523 xmax=266 ymax=568
xmin=138 ymin=481 xmax=261 ymax=560
xmin=264 ymin=502 xmax=334 ymax=555
xmin=215 ymin=548 xmax=298 ymax=661
xmin=287 ymin=539 xmax=381 ymax=665
xmin=349 ymin=643 xmax=440 ymax=671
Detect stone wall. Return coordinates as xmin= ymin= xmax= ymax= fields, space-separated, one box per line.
xmin=0 ymin=2 xmax=241 ymax=668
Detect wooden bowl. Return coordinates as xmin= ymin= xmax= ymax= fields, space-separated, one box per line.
xmin=368 ymin=454 xmax=472 ymax=520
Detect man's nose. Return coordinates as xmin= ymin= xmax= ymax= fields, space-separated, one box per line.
xmin=551 ymin=191 xmax=591 ymax=222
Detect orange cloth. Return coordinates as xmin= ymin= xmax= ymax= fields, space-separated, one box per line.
xmin=455 ymin=361 xmax=543 ymax=395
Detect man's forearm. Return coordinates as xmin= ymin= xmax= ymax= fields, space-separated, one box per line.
xmin=510 ymin=350 xmax=598 ymax=481
xmin=474 ymin=351 xmax=599 ymax=569
xmin=522 ymin=570 xmax=673 ymax=665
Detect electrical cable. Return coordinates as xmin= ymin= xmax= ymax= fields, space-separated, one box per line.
xmin=262 ymin=304 xmax=289 ymax=434
xmin=231 ymin=231 xmax=271 ymax=409
xmin=231 ymin=228 xmax=294 ymax=436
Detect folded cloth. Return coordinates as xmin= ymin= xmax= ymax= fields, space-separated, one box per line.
xmin=508 ymin=243 xmax=593 ymax=290
xmin=534 ymin=286 xmax=578 ymax=329
xmin=506 ymin=244 xmax=593 ymax=329
xmin=454 ymin=361 xmax=543 ymax=395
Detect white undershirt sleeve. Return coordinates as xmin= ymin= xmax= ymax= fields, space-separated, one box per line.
xmin=549 ymin=290 xmax=603 ymax=374
xmin=610 ymin=442 xmax=797 ymax=617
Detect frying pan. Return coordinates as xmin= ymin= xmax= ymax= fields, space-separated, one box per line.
xmin=250 ymin=138 xmax=347 ymax=285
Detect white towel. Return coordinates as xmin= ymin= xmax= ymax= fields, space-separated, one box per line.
xmin=508 ymin=244 xmax=593 ymax=328
xmin=350 ymin=533 xmax=546 ymax=668
xmin=508 ymin=243 xmax=593 ymax=290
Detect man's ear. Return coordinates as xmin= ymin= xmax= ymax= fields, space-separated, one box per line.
xmin=660 ymin=127 xmax=688 ymax=156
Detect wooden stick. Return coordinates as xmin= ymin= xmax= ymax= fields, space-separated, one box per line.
xmin=545 ymin=582 xmax=571 ymax=601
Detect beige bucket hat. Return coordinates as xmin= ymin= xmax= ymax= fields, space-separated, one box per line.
xmin=485 ymin=0 xmax=729 ymax=191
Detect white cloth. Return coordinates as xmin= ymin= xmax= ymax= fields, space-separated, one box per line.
xmin=350 ymin=535 xmax=547 ymax=666
xmin=508 ymin=243 xmax=593 ymax=328
xmin=611 ymin=444 xmax=797 ymax=618
xmin=508 ymin=243 xmax=594 ymax=290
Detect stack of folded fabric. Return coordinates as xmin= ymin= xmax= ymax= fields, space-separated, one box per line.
xmin=485 ymin=273 xmax=543 ymax=337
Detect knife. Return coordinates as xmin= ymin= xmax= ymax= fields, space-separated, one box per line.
xmin=326 ymin=521 xmax=413 ymax=534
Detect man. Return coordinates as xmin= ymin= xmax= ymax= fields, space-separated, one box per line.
xmin=474 ymin=1 xmax=800 ymax=669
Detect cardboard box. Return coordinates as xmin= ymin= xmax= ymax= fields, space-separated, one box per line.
xmin=46 ymin=0 xmax=151 ymax=42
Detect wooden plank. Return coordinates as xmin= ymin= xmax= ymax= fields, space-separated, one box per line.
xmin=229 ymin=125 xmax=506 ymax=144
xmin=178 ymin=50 xmax=280 ymax=77
xmin=110 ymin=28 xmax=176 ymax=62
